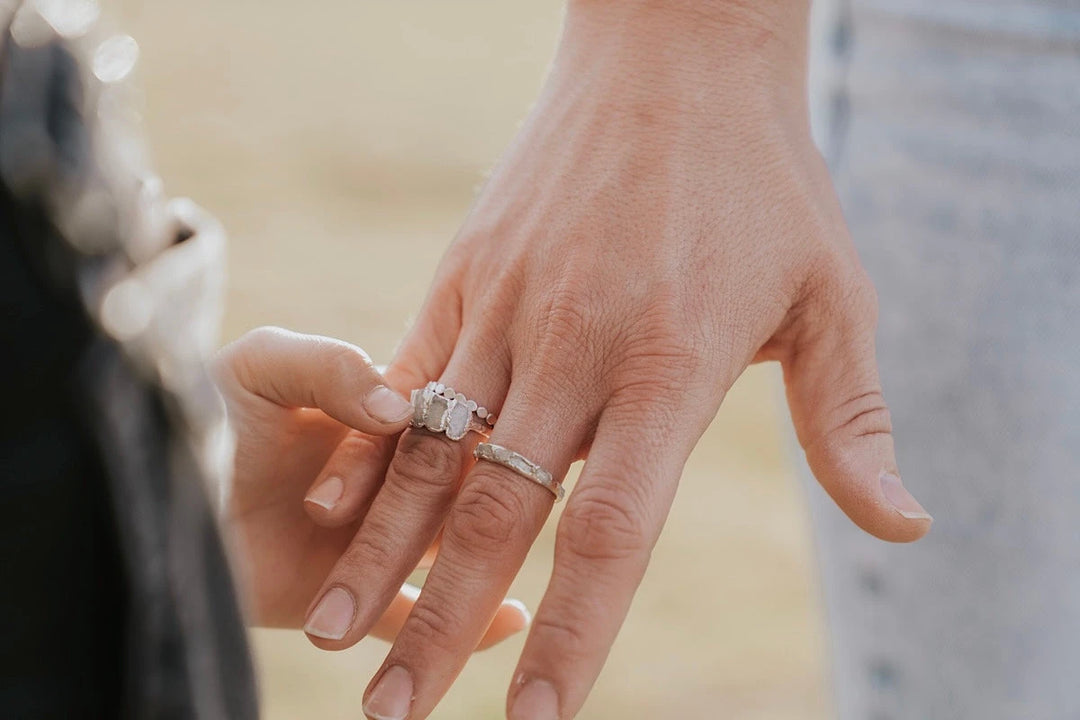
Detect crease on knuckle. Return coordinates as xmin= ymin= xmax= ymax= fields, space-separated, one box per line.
xmin=390 ymin=433 xmax=462 ymax=496
xmin=829 ymin=388 xmax=892 ymax=441
xmin=540 ymin=292 xmax=594 ymax=349
xmin=402 ymin=596 xmax=463 ymax=655
xmin=557 ymin=484 xmax=650 ymax=564
xmin=447 ymin=474 xmax=531 ymax=552
xmin=343 ymin=529 xmax=398 ymax=577
xmin=530 ymin=609 xmax=590 ymax=660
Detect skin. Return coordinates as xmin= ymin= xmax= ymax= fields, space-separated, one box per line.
xmin=212 ymin=326 xmax=530 ymax=648
xmin=295 ymin=1 xmax=933 ymax=718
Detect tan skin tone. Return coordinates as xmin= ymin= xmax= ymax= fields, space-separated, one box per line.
xmin=213 ymin=327 xmax=530 ymax=649
xmin=225 ymin=2 xmax=932 ymax=718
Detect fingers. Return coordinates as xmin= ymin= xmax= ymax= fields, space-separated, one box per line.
xmin=303 ymin=432 xmax=396 ymax=526
xmin=368 ymin=584 xmax=531 ymax=651
xmin=302 ymin=276 xmax=465 ymax=526
xmin=217 ymin=326 xmax=413 ymax=434
xmin=302 ymin=329 xmax=510 ymax=651
xmin=506 ymin=391 xmax=703 ymax=720
xmin=360 ymin=376 xmax=598 ymax=720
xmin=784 ymin=270 xmax=931 ymax=543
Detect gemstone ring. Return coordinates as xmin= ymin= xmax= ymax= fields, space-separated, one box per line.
xmin=409 ymin=382 xmax=495 ymax=441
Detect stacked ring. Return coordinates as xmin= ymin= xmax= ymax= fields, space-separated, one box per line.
xmin=410 ymin=382 xmax=495 ymax=441
xmin=474 ymin=442 xmax=564 ymax=502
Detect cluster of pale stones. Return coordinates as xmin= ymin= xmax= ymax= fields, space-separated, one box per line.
xmin=410 ymin=382 xmax=496 ymax=441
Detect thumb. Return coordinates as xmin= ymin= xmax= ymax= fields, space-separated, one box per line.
xmin=783 ymin=276 xmax=931 ymax=543
xmin=216 ymin=326 xmax=414 ymax=434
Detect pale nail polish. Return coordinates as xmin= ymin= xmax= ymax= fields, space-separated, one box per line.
xmin=509 ymin=679 xmax=559 ymax=720
xmin=364 ymin=385 xmax=413 ymax=423
xmin=305 ymin=476 xmax=344 ymax=510
xmin=502 ymin=598 xmax=533 ymax=627
xmin=304 ymin=587 xmax=355 ymax=640
xmin=880 ymin=472 xmax=933 ymax=521
xmin=364 ymin=666 xmax=413 ymax=720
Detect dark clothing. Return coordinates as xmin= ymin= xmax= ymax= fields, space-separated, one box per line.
xmin=0 ymin=7 xmax=257 ymax=719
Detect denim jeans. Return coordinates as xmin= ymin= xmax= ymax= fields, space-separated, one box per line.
xmin=804 ymin=1 xmax=1080 ymax=718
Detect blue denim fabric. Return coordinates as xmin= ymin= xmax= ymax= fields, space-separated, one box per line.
xmin=803 ymin=1 xmax=1080 ymax=718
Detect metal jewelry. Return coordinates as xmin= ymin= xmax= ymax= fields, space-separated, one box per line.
xmin=474 ymin=442 xmax=564 ymax=502
xmin=410 ymin=382 xmax=496 ymax=441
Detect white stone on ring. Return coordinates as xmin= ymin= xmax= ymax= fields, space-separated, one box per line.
xmin=410 ymin=382 xmax=494 ymax=441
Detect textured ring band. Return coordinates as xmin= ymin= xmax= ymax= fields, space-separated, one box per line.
xmin=410 ymin=382 xmax=495 ymax=441
xmin=474 ymin=442 xmax=564 ymax=502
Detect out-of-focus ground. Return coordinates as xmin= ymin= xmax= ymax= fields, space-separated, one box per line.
xmin=113 ymin=1 xmax=831 ymax=717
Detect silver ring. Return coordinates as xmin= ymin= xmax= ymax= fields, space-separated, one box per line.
xmin=474 ymin=442 xmax=564 ymax=502
xmin=410 ymin=382 xmax=496 ymax=441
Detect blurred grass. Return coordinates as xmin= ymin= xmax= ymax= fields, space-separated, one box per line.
xmin=111 ymin=1 xmax=830 ymax=717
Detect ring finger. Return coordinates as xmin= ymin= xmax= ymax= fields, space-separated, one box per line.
xmin=303 ymin=330 xmax=511 ymax=648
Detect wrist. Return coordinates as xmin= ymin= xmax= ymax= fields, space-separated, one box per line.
xmin=560 ymin=0 xmax=809 ymax=104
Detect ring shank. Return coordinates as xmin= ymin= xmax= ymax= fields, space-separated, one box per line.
xmin=474 ymin=442 xmax=564 ymax=502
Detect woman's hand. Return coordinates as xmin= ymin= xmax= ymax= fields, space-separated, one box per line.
xmin=305 ymin=3 xmax=932 ymax=718
xmin=213 ymin=326 xmax=530 ymax=647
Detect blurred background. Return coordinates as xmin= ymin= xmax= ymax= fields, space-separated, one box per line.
xmin=111 ymin=1 xmax=829 ymax=717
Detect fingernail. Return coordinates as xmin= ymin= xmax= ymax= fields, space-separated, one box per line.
xmin=364 ymin=666 xmax=413 ymax=720
xmin=364 ymin=385 xmax=413 ymax=423
xmin=509 ymin=679 xmax=559 ymax=720
xmin=880 ymin=472 xmax=933 ymax=521
xmin=503 ymin=598 xmax=533 ymax=628
xmin=304 ymin=587 xmax=355 ymax=640
xmin=305 ymin=475 xmax=344 ymax=510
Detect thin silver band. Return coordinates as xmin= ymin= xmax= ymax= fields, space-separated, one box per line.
xmin=474 ymin=442 xmax=564 ymax=502
xmin=410 ymin=382 xmax=495 ymax=441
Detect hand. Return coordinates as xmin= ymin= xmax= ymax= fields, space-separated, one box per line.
xmin=305 ymin=3 xmax=932 ymax=718
xmin=213 ymin=327 xmax=530 ymax=647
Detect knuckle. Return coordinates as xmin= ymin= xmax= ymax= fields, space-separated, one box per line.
xmin=447 ymin=471 xmax=532 ymax=552
xmin=341 ymin=528 xmax=398 ymax=577
xmin=530 ymin=609 xmax=590 ymax=660
xmin=557 ymin=484 xmax=650 ymax=564
xmin=325 ymin=342 xmax=373 ymax=386
xmin=544 ymin=299 xmax=592 ymax=346
xmin=830 ymin=388 xmax=892 ymax=440
xmin=219 ymin=326 xmax=283 ymax=383
xmin=402 ymin=596 xmax=463 ymax=655
xmin=390 ymin=432 xmax=462 ymax=496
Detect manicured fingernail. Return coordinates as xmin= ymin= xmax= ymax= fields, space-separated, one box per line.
xmin=364 ymin=666 xmax=413 ymax=720
xmin=503 ymin=598 xmax=533 ymax=627
xmin=880 ymin=472 xmax=932 ymax=521
xmin=364 ymin=385 xmax=413 ymax=423
xmin=510 ymin=679 xmax=559 ymax=720
xmin=304 ymin=587 xmax=355 ymax=640
xmin=305 ymin=475 xmax=344 ymax=510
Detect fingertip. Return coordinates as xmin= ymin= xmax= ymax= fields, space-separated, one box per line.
xmin=502 ymin=598 xmax=533 ymax=627
xmin=476 ymin=598 xmax=532 ymax=651
xmin=842 ymin=472 xmax=933 ymax=544
xmin=362 ymin=385 xmax=415 ymax=428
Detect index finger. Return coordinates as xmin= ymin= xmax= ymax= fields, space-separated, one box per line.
xmin=215 ymin=326 xmax=413 ymax=434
